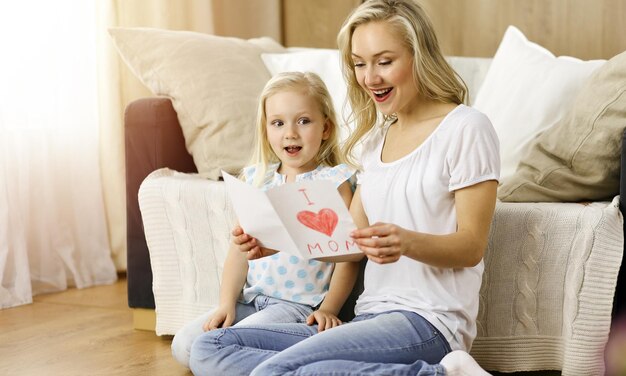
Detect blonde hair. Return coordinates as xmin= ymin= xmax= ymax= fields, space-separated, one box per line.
xmin=337 ymin=0 xmax=468 ymax=166
xmin=249 ymin=71 xmax=345 ymax=186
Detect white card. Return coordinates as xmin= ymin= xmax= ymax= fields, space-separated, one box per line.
xmin=223 ymin=171 xmax=360 ymax=260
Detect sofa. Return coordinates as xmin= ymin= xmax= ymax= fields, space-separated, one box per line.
xmin=114 ymin=26 xmax=626 ymax=375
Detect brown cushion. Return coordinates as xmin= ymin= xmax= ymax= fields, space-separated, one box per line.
xmin=498 ymin=51 xmax=626 ymax=202
xmin=109 ymin=27 xmax=285 ymax=180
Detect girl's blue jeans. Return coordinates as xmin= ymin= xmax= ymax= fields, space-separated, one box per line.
xmin=189 ymin=310 xmax=451 ymax=376
xmin=171 ymin=295 xmax=313 ymax=367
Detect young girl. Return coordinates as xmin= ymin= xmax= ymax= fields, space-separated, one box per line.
xmin=188 ymin=1 xmax=500 ymax=375
xmin=171 ymin=71 xmax=358 ymax=367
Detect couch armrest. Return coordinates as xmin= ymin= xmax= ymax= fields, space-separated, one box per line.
xmin=125 ymin=97 xmax=197 ymax=309
xmin=614 ymin=129 xmax=626 ymax=318
xmin=472 ymin=199 xmax=622 ymax=374
xmin=138 ymin=170 xmax=235 ymax=334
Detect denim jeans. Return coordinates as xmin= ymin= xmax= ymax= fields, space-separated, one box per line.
xmin=171 ymin=295 xmax=313 ymax=367
xmin=189 ymin=310 xmax=451 ymax=376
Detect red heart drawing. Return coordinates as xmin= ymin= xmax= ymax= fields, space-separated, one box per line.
xmin=297 ymin=208 xmax=338 ymax=237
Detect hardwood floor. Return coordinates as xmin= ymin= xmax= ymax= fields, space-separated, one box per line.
xmin=0 ymin=275 xmax=190 ymax=376
xmin=0 ymin=276 xmax=566 ymax=375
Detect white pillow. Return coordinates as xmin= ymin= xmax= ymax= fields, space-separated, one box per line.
xmin=445 ymin=56 xmax=492 ymax=105
xmin=473 ymin=25 xmax=605 ymax=182
xmin=261 ymin=50 xmax=494 ymax=147
xmin=261 ymin=49 xmax=354 ymax=142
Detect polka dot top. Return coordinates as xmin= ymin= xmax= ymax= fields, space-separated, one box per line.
xmin=240 ymin=163 xmax=354 ymax=307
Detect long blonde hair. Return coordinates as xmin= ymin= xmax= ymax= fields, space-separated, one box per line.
xmin=337 ymin=0 xmax=468 ymax=166
xmin=249 ymin=71 xmax=345 ymax=186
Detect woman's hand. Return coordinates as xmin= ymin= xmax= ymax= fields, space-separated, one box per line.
xmin=350 ymin=222 xmax=410 ymax=264
xmin=202 ymin=305 xmax=236 ymax=331
xmin=306 ymin=310 xmax=342 ymax=332
xmin=232 ymin=226 xmax=278 ymax=260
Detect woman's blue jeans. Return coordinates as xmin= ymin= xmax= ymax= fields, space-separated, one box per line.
xmin=189 ymin=310 xmax=451 ymax=376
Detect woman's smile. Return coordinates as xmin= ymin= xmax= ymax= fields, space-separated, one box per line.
xmin=372 ymin=87 xmax=393 ymax=102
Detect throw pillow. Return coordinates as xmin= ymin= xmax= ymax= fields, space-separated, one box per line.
xmin=473 ymin=25 xmax=605 ymax=182
xmin=498 ymin=50 xmax=626 ymax=202
xmin=261 ymin=50 xmax=492 ymax=152
xmin=109 ymin=27 xmax=286 ymax=180
xmin=445 ymin=56 xmax=492 ymax=106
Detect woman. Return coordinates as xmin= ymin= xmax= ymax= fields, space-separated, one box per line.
xmin=190 ymin=1 xmax=499 ymax=374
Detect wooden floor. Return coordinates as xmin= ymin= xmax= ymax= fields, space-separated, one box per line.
xmin=0 ymin=276 xmax=569 ymax=375
xmin=0 ymin=275 xmax=190 ymax=376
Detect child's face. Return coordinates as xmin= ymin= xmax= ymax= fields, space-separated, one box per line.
xmin=265 ymin=89 xmax=330 ymax=177
xmin=351 ymin=21 xmax=418 ymax=117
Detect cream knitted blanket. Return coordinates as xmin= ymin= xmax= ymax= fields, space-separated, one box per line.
xmin=139 ymin=168 xmax=623 ymax=375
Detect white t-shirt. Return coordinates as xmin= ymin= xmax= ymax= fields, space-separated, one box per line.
xmin=354 ymin=105 xmax=500 ymax=351
xmin=240 ymin=163 xmax=355 ymax=307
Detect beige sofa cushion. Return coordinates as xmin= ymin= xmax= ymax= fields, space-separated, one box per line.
xmin=473 ymin=26 xmax=605 ymax=182
xmin=498 ymin=50 xmax=626 ymax=202
xmin=109 ymin=27 xmax=285 ymax=180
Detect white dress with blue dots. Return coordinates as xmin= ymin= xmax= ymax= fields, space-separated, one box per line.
xmin=240 ymin=163 xmax=354 ymax=307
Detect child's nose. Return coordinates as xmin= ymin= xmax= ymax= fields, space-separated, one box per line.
xmin=283 ymin=124 xmax=299 ymax=139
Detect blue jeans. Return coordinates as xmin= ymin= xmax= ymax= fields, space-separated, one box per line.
xmin=172 ymin=295 xmax=312 ymax=367
xmin=189 ymin=310 xmax=451 ymax=376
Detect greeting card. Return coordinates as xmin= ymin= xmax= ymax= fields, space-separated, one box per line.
xmin=222 ymin=172 xmax=360 ymax=260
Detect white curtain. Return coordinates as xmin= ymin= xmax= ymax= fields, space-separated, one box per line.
xmin=0 ymin=1 xmax=117 ymax=309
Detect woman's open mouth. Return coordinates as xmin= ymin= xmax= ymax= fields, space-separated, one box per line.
xmin=372 ymin=88 xmax=393 ymax=102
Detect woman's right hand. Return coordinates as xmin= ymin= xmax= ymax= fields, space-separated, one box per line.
xmin=232 ymin=226 xmax=278 ymax=260
xmin=202 ymin=305 xmax=236 ymax=331
xmin=351 ymin=222 xmax=410 ymax=264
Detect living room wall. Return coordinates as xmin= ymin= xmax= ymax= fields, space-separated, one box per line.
xmin=283 ymin=0 xmax=626 ymax=59
xmin=421 ymin=0 xmax=625 ymax=59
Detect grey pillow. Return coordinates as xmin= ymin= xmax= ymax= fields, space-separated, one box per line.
xmin=498 ymin=51 xmax=626 ymax=202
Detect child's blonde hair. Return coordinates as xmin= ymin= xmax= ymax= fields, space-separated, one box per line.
xmin=249 ymin=71 xmax=345 ymax=186
xmin=337 ymin=0 xmax=468 ymax=166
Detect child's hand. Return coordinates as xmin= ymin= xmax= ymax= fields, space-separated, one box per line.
xmin=232 ymin=226 xmax=279 ymax=260
xmin=306 ymin=310 xmax=342 ymax=332
xmin=202 ymin=305 xmax=236 ymax=331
